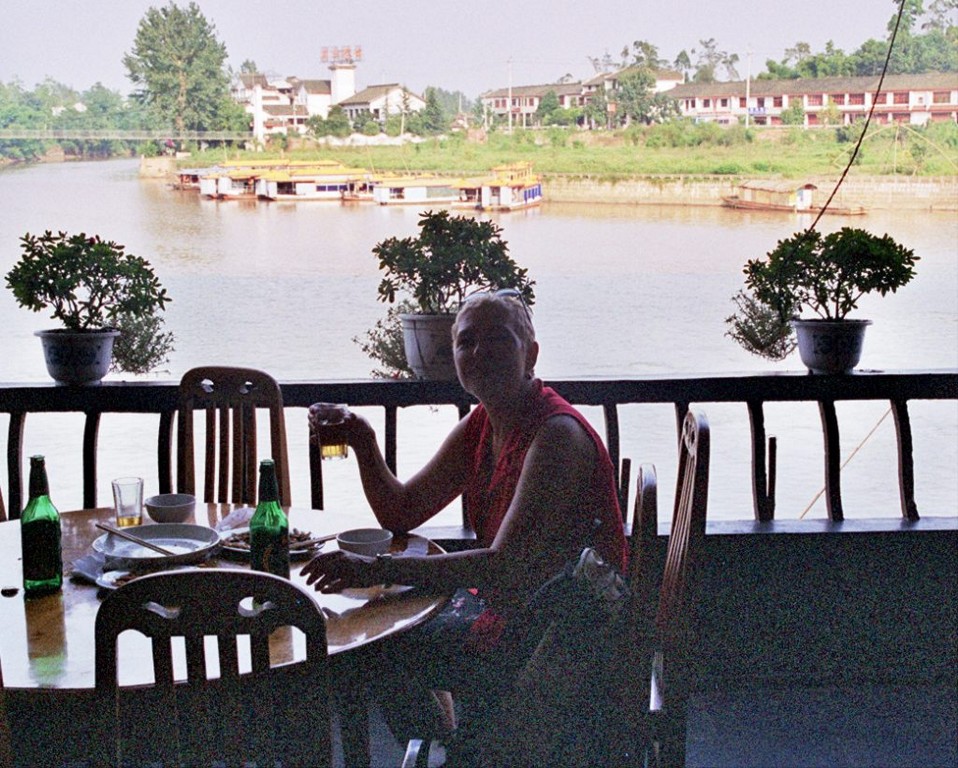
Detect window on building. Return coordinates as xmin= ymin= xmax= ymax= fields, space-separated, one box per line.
xmin=739 ymin=96 xmax=747 ymax=108
xmin=773 ymin=96 xmax=783 ymax=108
xmin=720 ymin=98 xmax=728 ymax=107
xmin=808 ymin=94 xmax=823 ymax=106
xmin=703 ymin=98 xmax=711 ymax=108
xmin=832 ymin=94 xmax=845 ymax=106
xmin=894 ymin=92 xmax=909 ymax=104
xmin=933 ymin=91 xmax=950 ymax=104
xmin=849 ymin=93 xmax=865 ymax=105
xmin=756 ymin=97 xmax=766 ymax=108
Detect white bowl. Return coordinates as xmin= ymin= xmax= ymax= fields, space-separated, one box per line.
xmin=336 ymin=528 xmax=393 ymax=557
xmin=144 ymin=493 xmax=196 ymax=523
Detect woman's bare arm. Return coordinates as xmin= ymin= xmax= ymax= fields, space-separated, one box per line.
xmin=302 ymin=415 xmax=599 ymax=609
xmin=327 ymin=410 xmax=472 ymax=532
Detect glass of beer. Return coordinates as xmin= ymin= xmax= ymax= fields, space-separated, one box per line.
xmin=111 ymin=476 xmax=144 ymax=527
xmin=309 ymin=403 xmax=350 ymax=460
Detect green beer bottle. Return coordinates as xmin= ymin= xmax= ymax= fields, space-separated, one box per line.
xmin=21 ymin=455 xmax=63 ymax=597
xmin=249 ymin=459 xmax=289 ymax=578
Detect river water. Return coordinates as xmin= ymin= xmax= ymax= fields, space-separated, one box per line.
xmin=1 ymin=158 xmax=956 ymax=521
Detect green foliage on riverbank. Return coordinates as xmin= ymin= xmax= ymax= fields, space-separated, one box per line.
xmin=188 ymin=120 xmax=958 ymax=178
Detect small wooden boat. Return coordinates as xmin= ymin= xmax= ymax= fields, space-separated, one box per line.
xmin=722 ymin=181 xmax=866 ymax=215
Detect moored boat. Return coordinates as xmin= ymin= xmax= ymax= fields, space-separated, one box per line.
xmin=372 ymin=176 xmax=463 ymax=206
xmin=256 ymin=164 xmax=370 ymax=201
xmin=479 ymin=162 xmax=543 ymax=211
xmin=722 ymin=180 xmax=866 ymax=215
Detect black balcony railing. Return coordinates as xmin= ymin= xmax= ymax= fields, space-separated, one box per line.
xmin=1 ymin=370 xmax=956 ymax=523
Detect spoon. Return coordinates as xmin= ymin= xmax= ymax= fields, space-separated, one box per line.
xmin=95 ymin=523 xmax=178 ymax=557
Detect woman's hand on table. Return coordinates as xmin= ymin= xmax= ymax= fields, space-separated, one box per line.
xmin=300 ymin=550 xmax=381 ymax=593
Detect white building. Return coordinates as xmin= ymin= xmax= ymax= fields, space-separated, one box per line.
xmin=233 ymin=66 xmax=360 ymax=142
xmin=337 ymin=84 xmax=427 ymax=123
xmin=669 ymin=72 xmax=958 ymax=127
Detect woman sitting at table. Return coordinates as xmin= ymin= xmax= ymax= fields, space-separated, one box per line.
xmin=302 ymin=290 xmax=627 ymax=764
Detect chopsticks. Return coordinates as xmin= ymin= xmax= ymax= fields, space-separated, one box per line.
xmin=291 ymin=532 xmax=338 ymax=551
xmin=95 ymin=523 xmax=178 ymax=557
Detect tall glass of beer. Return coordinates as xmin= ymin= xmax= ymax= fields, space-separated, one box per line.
xmin=309 ymin=403 xmax=350 ymax=460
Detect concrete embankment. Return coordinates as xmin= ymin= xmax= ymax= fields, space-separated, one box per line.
xmin=542 ymin=174 xmax=958 ymax=212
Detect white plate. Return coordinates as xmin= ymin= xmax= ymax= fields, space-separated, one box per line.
xmin=91 ymin=523 xmax=221 ymax=565
xmin=218 ymin=527 xmax=325 ymax=560
xmin=96 ymin=566 xmax=193 ymax=590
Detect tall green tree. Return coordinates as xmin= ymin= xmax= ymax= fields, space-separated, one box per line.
xmin=123 ymin=2 xmax=239 ymax=133
xmin=535 ymin=90 xmax=561 ymax=125
xmin=421 ymin=87 xmax=446 ymax=134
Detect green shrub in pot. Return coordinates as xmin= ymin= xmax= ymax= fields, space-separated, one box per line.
xmin=6 ymin=230 xmax=175 ymax=382
xmin=726 ymin=227 xmax=918 ymax=373
xmin=369 ymin=210 xmax=535 ymax=379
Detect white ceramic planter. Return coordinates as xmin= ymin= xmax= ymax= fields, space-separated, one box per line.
xmin=35 ymin=328 xmax=120 ymax=385
xmin=400 ymin=313 xmax=457 ymax=380
xmin=792 ymin=319 xmax=872 ymax=375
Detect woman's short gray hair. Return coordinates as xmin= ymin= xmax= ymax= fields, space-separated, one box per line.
xmin=452 ymin=291 xmax=535 ymax=347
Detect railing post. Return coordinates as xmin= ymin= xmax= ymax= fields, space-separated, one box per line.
xmin=157 ymin=410 xmax=175 ymax=495
xmin=891 ymin=399 xmax=919 ymax=520
xmin=602 ymin=403 xmax=622 ymax=498
xmin=6 ymin=412 xmax=25 ymax=518
xmin=747 ymin=401 xmax=775 ymax=521
xmin=384 ymin=406 xmax=398 ymax=475
xmin=82 ymin=412 xmax=101 ymax=510
xmin=818 ymin=401 xmax=844 ymax=521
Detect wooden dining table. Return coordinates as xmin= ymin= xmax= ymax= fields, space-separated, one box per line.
xmin=0 ymin=503 xmax=449 ymax=693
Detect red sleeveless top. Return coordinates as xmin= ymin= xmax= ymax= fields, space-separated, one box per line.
xmin=462 ymin=382 xmax=627 ymax=572
xmin=458 ymin=383 xmax=628 ymax=649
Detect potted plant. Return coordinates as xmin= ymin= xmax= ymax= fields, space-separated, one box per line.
xmin=372 ymin=210 xmax=535 ymax=379
xmin=726 ymin=227 xmax=918 ymax=374
xmin=6 ymin=230 xmax=174 ymax=384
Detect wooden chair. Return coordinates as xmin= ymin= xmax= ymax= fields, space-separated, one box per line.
xmin=0 ymin=654 xmax=12 ymax=768
xmin=93 ymin=568 xmax=330 ymax=768
xmin=647 ymin=408 xmax=709 ymax=767
xmin=177 ymin=366 xmax=291 ymax=506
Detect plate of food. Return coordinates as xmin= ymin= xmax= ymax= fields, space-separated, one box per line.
xmin=218 ymin=527 xmax=331 ymax=559
xmin=91 ymin=523 xmax=221 ymax=565
xmin=96 ymin=565 xmax=198 ymax=591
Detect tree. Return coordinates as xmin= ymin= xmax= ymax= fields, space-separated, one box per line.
xmin=535 ymin=90 xmax=561 ymax=125
xmin=421 ymin=87 xmax=446 ymax=134
xmin=615 ymin=69 xmax=656 ymax=124
xmin=324 ymin=105 xmax=351 ymax=138
xmin=780 ymin=102 xmax=805 ymax=125
xmin=123 ymin=2 xmax=237 ymax=133
xmin=673 ymin=50 xmax=693 ymax=81
xmin=239 ymin=59 xmax=259 ymax=74
xmin=628 ymin=40 xmax=666 ymax=69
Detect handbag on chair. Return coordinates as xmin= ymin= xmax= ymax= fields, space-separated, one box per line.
xmin=479 ymin=547 xmax=633 ymax=767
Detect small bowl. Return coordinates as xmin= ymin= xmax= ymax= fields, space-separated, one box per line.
xmin=336 ymin=528 xmax=393 ymax=557
xmin=144 ymin=493 xmax=196 ymax=524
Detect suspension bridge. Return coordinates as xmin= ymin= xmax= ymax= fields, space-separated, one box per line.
xmin=0 ymin=129 xmax=252 ymax=141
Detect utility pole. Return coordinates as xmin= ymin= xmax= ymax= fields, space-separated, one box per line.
xmin=745 ymin=48 xmax=752 ymax=129
xmin=507 ymin=57 xmax=513 ymax=134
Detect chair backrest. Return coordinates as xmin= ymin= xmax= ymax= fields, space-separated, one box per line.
xmin=94 ymin=568 xmax=330 ymax=768
xmin=657 ymin=409 xmax=709 ymax=641
xmin=0 ymin=654 xmax=12 ymax=768
xmin=651 ymin=408 xmax=709 ymax=766
xmin=177 ymin=366 xmax=291 ymax=506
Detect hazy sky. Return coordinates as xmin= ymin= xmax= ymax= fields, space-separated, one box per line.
xmin=2 ymin=0 xmax=902 ymax=98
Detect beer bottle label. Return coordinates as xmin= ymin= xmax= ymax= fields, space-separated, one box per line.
xmin=22 ymin=520 xmax=63 ymax=581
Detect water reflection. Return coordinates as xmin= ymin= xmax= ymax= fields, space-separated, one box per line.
xmin=0 ymin=159 xmax=955 ymax=520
